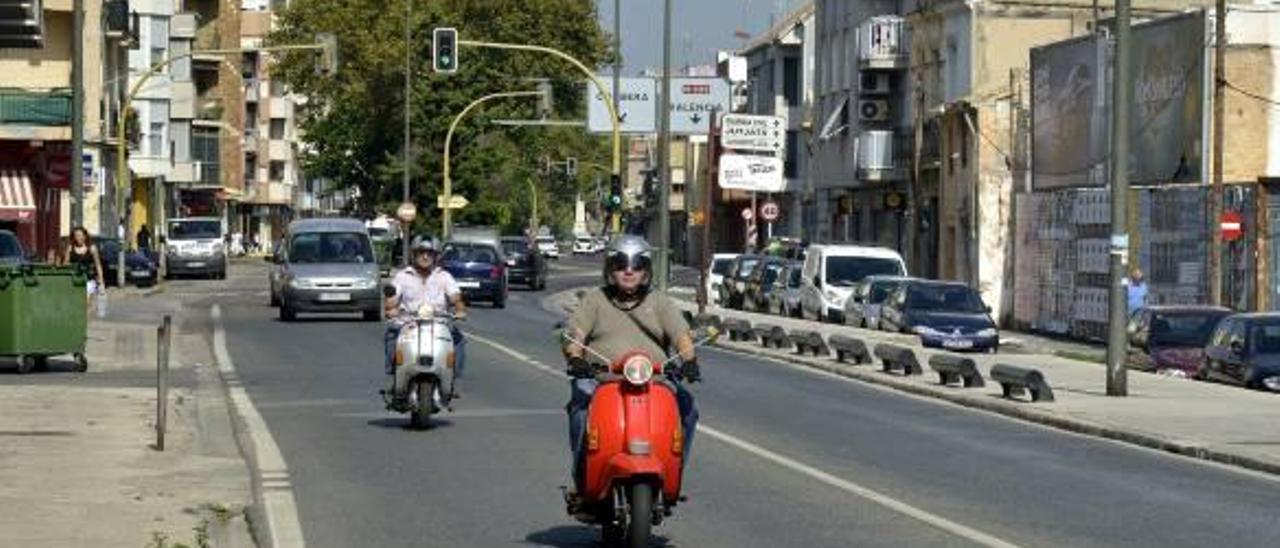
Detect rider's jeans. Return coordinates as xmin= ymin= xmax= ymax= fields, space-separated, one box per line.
xmin=566 ymin=376 xmax=698 ymax=490
xmin=384 ymin=324 xmax=467 ymax=378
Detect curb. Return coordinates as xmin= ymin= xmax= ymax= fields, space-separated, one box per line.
xmin=711 ymin=340 xmax=1280 ymax=478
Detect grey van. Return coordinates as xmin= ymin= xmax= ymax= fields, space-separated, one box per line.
xmin=270 ymin=218 xmax=381 ymax=322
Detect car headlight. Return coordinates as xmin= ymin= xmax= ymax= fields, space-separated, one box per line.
xmin=353 ymin=278 xmax=377 ymax=290
xmin=289 ymin=278 xmax=314 ymax=289
xmin=1262 ymin=376 xmax=1280 ymax=392
xmin=1158 ymin=368 xmax=1189 ymax=379
xmin=976 ymin=328 xmax=998 ymax=338
xmin=914 ymin=326 xmax=943 ymax=336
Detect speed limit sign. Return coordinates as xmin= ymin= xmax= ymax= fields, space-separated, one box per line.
xmin=741 ymin=207 xmax=753 ymax=221
xmin=760 ymin=200 xmax=780 ymax=222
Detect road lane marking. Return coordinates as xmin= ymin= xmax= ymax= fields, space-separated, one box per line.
xmin=468 ymin=332 xmax=1023 ymax=548
xmin=334 ymin=408 xmax=563 ymax=420
xmin=213 ymin=305 xmax=306 ymax=548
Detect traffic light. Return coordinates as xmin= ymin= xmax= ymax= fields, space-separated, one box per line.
xmin=433 ymin=27 xmax=458 ymax=73
xmin=565 ymin=157 xmax=578 ymax=177
xmin=316 ymin=32 xmax=339 ymax=76
xmin=607 ymin=174 xmax=623 ymax=210
xmin=0 ymin=0 xmax=44 ymax=48
xmin=536 ymin=80 xmax=553 ymax=118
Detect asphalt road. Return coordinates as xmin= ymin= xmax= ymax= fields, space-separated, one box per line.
xmin=186 ymin=256 xmax=1280 ymax=548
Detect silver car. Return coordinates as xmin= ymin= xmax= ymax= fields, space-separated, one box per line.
xmin=270 ymin=218 xmax=381 ymax=322
xmin=844 ymin=275 xmax=914 ymax=329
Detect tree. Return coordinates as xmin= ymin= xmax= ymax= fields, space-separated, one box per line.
xmin=270 ymin=0 xmax=614 ymax=236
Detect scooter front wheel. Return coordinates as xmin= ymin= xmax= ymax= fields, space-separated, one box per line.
xmin=626 ymin=483 xmax=653 ymax=548
xmin=410 ymin=380 xmax=435 ymax=430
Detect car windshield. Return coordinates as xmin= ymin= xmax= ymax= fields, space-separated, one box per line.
xmin=736 ymin=258 xmax=760 ymax=278
xmin=0 ymin=233 xmax=22 ymax=259
xmin=712 ymin=258 xmax=734 ymax=276
xmin=825 ymin=257 xmax=903 ymax=286
xmin=789 ymin=267 xmax=802 ymax=286
xmin=1150 ymin=312 xmax=1228 ymax=347
xmin=1250 ymin=322 xmax=1280 ymax=355
xmin=288 ymin=232 xmax=373 ymax=264
xmin=444 ymin=244 xmax=500 ymax=264
xmin=168 ymin=220 xmax=221 ymax=240
xmin=869 ymin=280 xmax=902 ymax=303
xmin=536 ymin=237 xmax=555 ymax=245
xmin=906 ymin=284 xmax=986 ymax=313
xmin=502 ymin=240 xmax=528 ymax=255
xmin=762 ymin=264 xmax=783 ymax=285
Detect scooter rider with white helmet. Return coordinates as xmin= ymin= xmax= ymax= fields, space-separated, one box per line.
xmin=562 ymin=235 xmax=701 ymax=497
xmin=383 ymin=237 xmax=469 ymax=395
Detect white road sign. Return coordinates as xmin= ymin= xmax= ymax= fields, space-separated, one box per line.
xmin=668 ymin=78 xmax=731 ymax=135
xmin=721 ymin=114 xmax=785 ymax=152
xmin=760 ymin=200 xmax=780 ymax=222
xmin=718 ymin=154 xmax=785 ymax=193
xmin=587 ymin=77 xmax=657 ymax=134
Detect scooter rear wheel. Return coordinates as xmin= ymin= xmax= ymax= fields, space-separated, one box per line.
xmin=626 ymin=483 xmax=653 ymax=548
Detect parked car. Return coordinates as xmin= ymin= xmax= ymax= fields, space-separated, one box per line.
xmin=766 ymin=261 xmax=804 ymax=318
xmin=705 ymin=253 xmax=739 ymax=306
xmin=744 ymin=257 xmax=787 ymax=312
xmin=500 ymin=236 xmax=547 ymax=290
xmin=573 ymin=236 xmax=597 ymax=255
xmin=0 ymin=229 xmax=29 ymax=266
xmin=800 ymin=245 xmax=907 ymax=322
xmin=1126 ymin=306 xmax=1231 ymax=377
xmin=844 ymin=276 xmax=914 ymax=330
xmin=165 ymin=217 xmax=227 ymax=279
xmin=443 ymin=241 xmax=508 ymax=308
xmin=880 ymin=280 xmax=999 ymax=352
xmin=718 ymin=254 xmax=761 ymax=310
xmin=271 ymin=218 xmax=382 ymax=322
xmin=535 ymin=236 xmax=559 ymax=259
xmin=1200 ymin=313 xmax=1280 ymax=392
xmin=94 ymin=237 xmax=158 ymax=287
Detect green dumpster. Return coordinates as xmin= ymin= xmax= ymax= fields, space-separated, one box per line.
xmin=0 ymin=265 xmax=89 ymax=374
xmin=372 ymin=238 xmax=395 ymax=275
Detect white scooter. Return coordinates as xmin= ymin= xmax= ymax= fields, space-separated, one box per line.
xmin=381 ymin=302 xmax=458 ymax=429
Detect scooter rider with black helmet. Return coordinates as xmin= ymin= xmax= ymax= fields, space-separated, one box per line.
xmin=562 ymin=235 xmax=701 ymax=496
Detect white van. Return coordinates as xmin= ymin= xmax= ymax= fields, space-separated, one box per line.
xmin=800 ymin=245 xmax=907 ymax=322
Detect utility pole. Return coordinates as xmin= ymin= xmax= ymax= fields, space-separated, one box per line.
xmin=1106 ymin=0 xmax=1133 ymax=397
xmin=1209 ymin=0 xmax=1226 ymax=306
xmin=699 ymin=108 xmax=720 ymax=314
xmin=656 ymin=0 xmax=673 ymax=291
xmin=612 ymin=0 xmax=621 ymax=114
xmin=71 ymin=0 xmax=84 ymax=228
xmin=402 ymin=0 xmax=413 ymax=265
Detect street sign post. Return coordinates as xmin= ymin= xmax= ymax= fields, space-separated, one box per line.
xmin=587 ymin=76 xmax=657 ymax=134
xmin=718 ymin=154 xmax=785 ymax=192
xmin=720 ymin=114 xmax=785 ymax=152
xmin=1221 ymin=210 xmax=1243 ymax=241
xmin=668 ymin=78 xmax=731 ymax=135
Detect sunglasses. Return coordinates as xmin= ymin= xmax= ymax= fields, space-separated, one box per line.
xmin=607 ymin=254 xmax=651 ymax=273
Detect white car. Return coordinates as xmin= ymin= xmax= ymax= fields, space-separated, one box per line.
xmin=535 ymin=236 xmax=559 ymax=259
xmin=705 ymin=253 xmax=739 ymax=305
xmin=573 ymin=236 xmax=597 ymax=254
xmin=800 ymin=245 xmax=907 ymax=323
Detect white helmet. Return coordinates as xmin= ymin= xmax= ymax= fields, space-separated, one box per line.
xmin=602 ymin=235 xmax=653 ymax=291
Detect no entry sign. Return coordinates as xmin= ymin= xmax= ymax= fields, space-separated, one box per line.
xmin=1221 ymin=210 xmax=1243 ymax=241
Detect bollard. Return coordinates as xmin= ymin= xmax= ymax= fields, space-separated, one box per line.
xmin=155 ymin=315 xmax=171 ymax=451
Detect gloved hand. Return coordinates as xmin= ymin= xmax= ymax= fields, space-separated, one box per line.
xmin=680 ymin=358 xmax=702 ymax=383
xmin=567 ymin=356 xmax=592 ymax=378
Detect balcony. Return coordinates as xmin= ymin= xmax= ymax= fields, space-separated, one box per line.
xmin=171 ymin=13 xmax=197 ymax=39
xmin=856 ymin=130 xmax=909 ymax=182
xmin=195 ymin=23 xmax=220 ymax=51
xmin=859 ymin=16 xmax=908 ymax=71
xmin=268 ymin=139 xmax=290 ymax=161
xmin=0 ymin=89 xmax=72 ymax=126
xmin=244 ymin=80 xmax=260 ymax=102
xmin=242 ymin=129 xmax=258 ymax=151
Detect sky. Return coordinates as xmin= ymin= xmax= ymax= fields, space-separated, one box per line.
xmin=596 ymin=0 xmax=810 ymax=74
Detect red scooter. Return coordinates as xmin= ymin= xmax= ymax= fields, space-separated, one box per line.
xmin=563 ymin=328 xmax=716 ymax=548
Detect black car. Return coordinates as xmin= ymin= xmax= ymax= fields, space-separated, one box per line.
xmin=880 ymin=280 xmax=999 ymax=352
xmin=718 ymin=254 xmax=761 ymax=310
xmin=1200 ymin=313 xmax=1280 ymax=392
xmin=94 ymin=237 xmax=159 ymax=287
xmin=744 ymin=257 xmax=786 ymax=312
xmin=1126 ymin=306 xmax=1231 ymax=377
xmin=442 ymin=241 xmax=508 ymax=308
xmin=500 ymin=237 xmax=547 ymax=291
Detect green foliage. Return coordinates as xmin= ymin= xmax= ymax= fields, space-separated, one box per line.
xmin=271 ymin=0 xmax=615 ymax=236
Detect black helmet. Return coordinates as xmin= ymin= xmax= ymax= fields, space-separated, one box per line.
xmin=602 ymin=235 xmax=653 ymax=290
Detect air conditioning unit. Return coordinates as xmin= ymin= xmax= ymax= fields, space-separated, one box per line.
xmin=859 ymin=72 xmax=890 ymax=95
xmin=857 ymin=99 xmax=889 ymax=123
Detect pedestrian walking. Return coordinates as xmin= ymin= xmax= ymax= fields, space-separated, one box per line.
xmin=65 ymin=227 xmax=105 ymax=317
xmin=137 ymin=224 xmax=152 ymax=252
xmin=1127 ymin=268 xmax=1149 ymax=314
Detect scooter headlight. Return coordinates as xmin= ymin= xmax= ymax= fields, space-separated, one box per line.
xmin=416 ymin=304 xmax=435 ymax=318
xmin=622 ymin=355 xmax=655 ymax=385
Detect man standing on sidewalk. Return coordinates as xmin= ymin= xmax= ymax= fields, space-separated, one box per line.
xmin=1127 ymin=268 xmax=1149 ymax=314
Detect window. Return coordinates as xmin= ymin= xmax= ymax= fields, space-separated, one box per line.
xmin=269 ymin=161 xmax=285 ymax=182
xmin=242 ymin=52 xmax=259 ymax=80
xmin=783 ymin=57 xmax=800 ymax=107
xmin=785 ymin=131 xmax=799 ymax=178
xmin=149 ymin=122 xmax=164 ymax=156
xmin=245 ymin=103 xmax=258 ymax=130
xmin=150 ymin=17 xmax=168 ymax=69
xmin=270 ymin=79 xmax=286 ymax=97
xmin=269 ymin=118 xmax=285 ymax=139
xmin=244 ymin=155 xmax=257 ymax=184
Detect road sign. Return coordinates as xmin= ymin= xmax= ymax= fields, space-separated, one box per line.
xmin=436 ymin=195 xmax=470 ymax=209
xmin=396 ymin=202 xmax=417 ymax=223
xmin=721 ymin=114 xmax=785 ymax=152
xmin=718 ymin=154 xmax=785 ymax=193
xmin=741 ymin=207 xmax=753 ymax=221
xmin=760 ymin=200 xmax=780 ymax=222
xmin=1221 ymin=210 xmax=1243 ymax=241
xmin=668 ymin=78 xmax=731 ymax=135
xmin=587 ymin=77 xmax=657 ymax=134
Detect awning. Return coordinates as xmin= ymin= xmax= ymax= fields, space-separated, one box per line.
xmin=0 ymin=169 xmax=36 ymax=223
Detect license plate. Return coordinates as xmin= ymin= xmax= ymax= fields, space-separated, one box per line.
xmin=943 ymin=339 xmax=974 ymax=349
xmin=131 ymin=270 xmax=150 ymax=277
xmin=458 ymin=281 xmax=481 ymax=289
xmin=318 ymin=292 xmax=351 ymax=302
xmin=186 ymin=262 xmax=205 ymax=268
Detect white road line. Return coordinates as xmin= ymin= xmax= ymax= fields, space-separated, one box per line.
xmin=212 ymin=305 xmax=306 ymax=548
xmin=468 ymin=332 xmax=1023 ymax=548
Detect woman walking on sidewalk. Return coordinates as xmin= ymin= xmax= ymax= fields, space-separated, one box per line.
xmin=66 ymin=227 xmax=105 ymax=317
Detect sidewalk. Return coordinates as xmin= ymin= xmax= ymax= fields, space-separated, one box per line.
xmin=545 ymin=287 xmax=1280 ymax=477
xmin=0 ymin=316 xmax=253 ymax=547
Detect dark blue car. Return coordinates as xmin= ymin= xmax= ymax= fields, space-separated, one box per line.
xmin=95 ymin=237 xmax=159 ymax=287
xmin=879 ymin=280 xmax=999 ymax=353
xmin=442 ymin=241 xmax=508 ymax=308
xmin=1200 ymin=313 xmax=1280 ymax=393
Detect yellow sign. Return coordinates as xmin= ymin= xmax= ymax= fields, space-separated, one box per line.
xmin=436 ymin=195 xmax=470 ymax=209
xmin=690 ymin=211 xmax=706 ymax=226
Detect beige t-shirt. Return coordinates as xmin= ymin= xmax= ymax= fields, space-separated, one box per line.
xmin=569 ymin=288 xmax=691 ymax=365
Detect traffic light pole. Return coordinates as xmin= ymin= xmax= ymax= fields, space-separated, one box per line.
xmin=655 ymin=0 xmax=672 ymax=291
xmin=441 ymin=90 xmax=547 ymax=239
xmin=457 ymin=40 xmax=623 ymax=233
